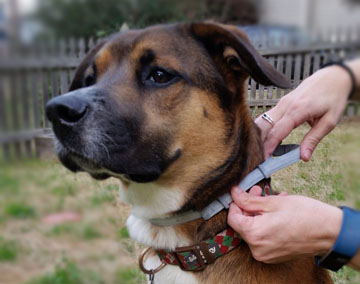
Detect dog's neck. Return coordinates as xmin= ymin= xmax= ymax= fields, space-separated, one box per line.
xmin=123 ymin=103 xmax=264 ymax=250
xmin=175 ymin=103 xmax=264 ymax=244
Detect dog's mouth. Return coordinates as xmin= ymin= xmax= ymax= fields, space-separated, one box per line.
xmin=55 ymin=140 xmax=128 ymax=182
xmin=55 ymin=138 xmax=179 ymax=184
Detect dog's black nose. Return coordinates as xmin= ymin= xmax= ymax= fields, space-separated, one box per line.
xmin=46 ymin=94 xmax=88 ymax=124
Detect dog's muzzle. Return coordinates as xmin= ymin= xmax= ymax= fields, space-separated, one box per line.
xmin=45 ymin=87 xmax=177 ymax=183
xmin=45 ymin=87 xmax=118 ymax=178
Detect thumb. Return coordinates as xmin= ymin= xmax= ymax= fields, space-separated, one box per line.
xmin=231 ymin=187 xmax=270 ymax=212
xmin=227 ymin=203 xmax=254 ymax=234
xmin=300 ymin=116 xmax=334 ymax=161
xmin=248 ymin=185 xmax=263 ymax=196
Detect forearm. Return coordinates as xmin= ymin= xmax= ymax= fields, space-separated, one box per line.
xmin=346 ymin=58 xmax=360 ymax=101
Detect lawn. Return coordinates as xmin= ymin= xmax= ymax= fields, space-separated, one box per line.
xmin=0 ymin=120 xmax=359 ymax=284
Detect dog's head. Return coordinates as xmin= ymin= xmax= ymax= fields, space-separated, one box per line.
xmin=46 ymin=23 xmax=289 ymax=189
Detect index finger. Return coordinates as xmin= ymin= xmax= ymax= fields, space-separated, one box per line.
xmin=263 ymin=115 xmax=297 ymax=158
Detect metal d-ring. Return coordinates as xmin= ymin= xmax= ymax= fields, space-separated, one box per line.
xmin=138 ymin=247 xmax=167 ymax=275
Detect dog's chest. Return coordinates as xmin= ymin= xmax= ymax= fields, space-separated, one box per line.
xmin=126 ymin=215 xmax=200 ymax=283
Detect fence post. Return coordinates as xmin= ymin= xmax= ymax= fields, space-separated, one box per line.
xmin=0 ymin=73 xmax=10 ymax=161
xmin=78 ymin=38 xmax=86 ymax=58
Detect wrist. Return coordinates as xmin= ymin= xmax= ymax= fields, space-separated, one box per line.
xmin=322 ymin=61 xmax=358 ymax=99
xmin=316 ymin=205 xmax=343 ymax=255
xmin=324 ymin=65 xmax=352 ymax=98
xmin=316 ymin=206 xmax=360 ymax=271
xmin=346 ymin=58 xmax=360 ymax=89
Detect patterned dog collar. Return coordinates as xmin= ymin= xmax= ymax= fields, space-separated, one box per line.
xmin=156 ymin=228 xmax=242 ymax=271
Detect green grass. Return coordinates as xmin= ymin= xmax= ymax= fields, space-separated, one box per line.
xmin=0 ymin=237 xmax=18 ymax=262
xmin=105 ymin=184 xmax=119 ymax=191
xmin=5 ymin=202 xmax=36 ymax=219
xmin=51 ymin=184 xmax=76 ymax=197
xmin=122 ymin=240 xmax=135 ymax=254
xmin=91 ymin=189 xmax=116 ymax=206
xmin=27 ymin=260 xmax=104 ymax=284
xmin=0 ymin=173 xmax=19 ymax=193
xmin=81 ymin=224 xmax=102 ymax=240
xmin=117 ymin=226 xmax=130 ymax=239
xmin=48 ymin=224 xmax=76 ymax=236
xmin=115 ymin=267 xmax=145 ymax=284
xmin=331 ymin=266 xmax=359 ymax=284
xmin=355 ymin=200 xmax=360 ymax=210
xmin=329 ymin=188 xmax=346 ymax=201
xmin=117 ymin=226 xmax=135 ymax=254
xmin=48 ymin=223 xmax=102 ymax=240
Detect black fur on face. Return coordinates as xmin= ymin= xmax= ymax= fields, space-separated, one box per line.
xmin=48 ymin=84 xmax=181 ymax=183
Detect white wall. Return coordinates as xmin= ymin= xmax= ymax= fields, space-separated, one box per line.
xmin=259 ymin=0 xmax=360 ymax=31
xmin=310 ymin=0 xmax=360 ymax=30
xmin=259 ymin=0 xmax=310 ymax=29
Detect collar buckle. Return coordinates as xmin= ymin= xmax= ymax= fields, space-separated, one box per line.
xmin=139 ymin=247 xmax=167 ymax=275
xmin=174 ymin=245 xmax=207 ymax=271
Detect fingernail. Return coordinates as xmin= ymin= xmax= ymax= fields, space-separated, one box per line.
xmin=232 ymin=186 xmax=244 ymax=194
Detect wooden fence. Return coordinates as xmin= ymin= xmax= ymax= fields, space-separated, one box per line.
xmin=1 ymin=31 xmax=360 ymax=161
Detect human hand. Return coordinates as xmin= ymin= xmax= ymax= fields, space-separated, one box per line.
xmin=255 ymin=65 xmax=352 ymax=161
xmin=227 ymin=186 xmax=343 ymax=263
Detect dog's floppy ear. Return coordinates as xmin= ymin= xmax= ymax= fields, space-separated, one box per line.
xmin=189 ymin=22 xmax=291 ymax=89
xmin=69 ymin=40 xmax=107 ymax=91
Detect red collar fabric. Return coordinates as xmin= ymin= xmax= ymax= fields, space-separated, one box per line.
xmin=156 ymin=227 xmax=242 ymax=271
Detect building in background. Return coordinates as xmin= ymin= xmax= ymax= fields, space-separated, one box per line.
xmin=1 ymin=0 xmax=360 ymax=46
xmin=0 ymin=2 xmax=6 ymax=37
xmin=259 ymin=0 xmax=360 ymax=32
xmin=0 ymin=1 xmax=8 ymax=55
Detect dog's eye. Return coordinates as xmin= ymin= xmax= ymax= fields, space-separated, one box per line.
xmin=148 ymin=69 xmax=174 ymax=84
xmin=84 ymin=75 xmax=96 ymax=87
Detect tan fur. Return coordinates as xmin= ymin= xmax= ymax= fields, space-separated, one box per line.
xmin=155 ymin=89 xmax=231 ymax=190
xmin=95 ymin=46 xmax=113 ymax=77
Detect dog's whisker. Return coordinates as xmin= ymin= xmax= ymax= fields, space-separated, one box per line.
xmin=99 ymin=142 xmax=111 ymax=161
xmin=100 ymin=132 xmax=117 ymax=146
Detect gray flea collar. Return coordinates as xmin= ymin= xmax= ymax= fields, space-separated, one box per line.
xmin=150 ymin=144 xmax=300 ymax=227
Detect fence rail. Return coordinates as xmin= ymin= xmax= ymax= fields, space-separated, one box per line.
xmin=1 ymin=30 xmax=360 ymax=161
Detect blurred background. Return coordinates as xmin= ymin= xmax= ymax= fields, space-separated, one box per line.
xmin=1 ymin=0 xmax=360 ymax=46
xmin=0 ymin=0 xmax=360 ymax=283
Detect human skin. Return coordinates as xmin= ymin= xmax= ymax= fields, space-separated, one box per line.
xmin=228 ymin=186 xmax=342 ymax=262
xmin=228 ymin=59 xmax=360 ymax=269
xmin=256 ymin=59 xmax=360 ymax=161
xmin=228 ymin=187 xmax=359 ymax=269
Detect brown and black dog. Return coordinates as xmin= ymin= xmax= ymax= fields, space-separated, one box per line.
xmin=46 ymin=22 xmax=333 ymax=283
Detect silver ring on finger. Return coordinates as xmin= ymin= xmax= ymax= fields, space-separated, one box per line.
xmin=261 ymin=113 xmax=275 ymax=127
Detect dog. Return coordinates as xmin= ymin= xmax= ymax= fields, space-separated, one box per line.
xmin=46 ymin=22 xmax=333 ymax=284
